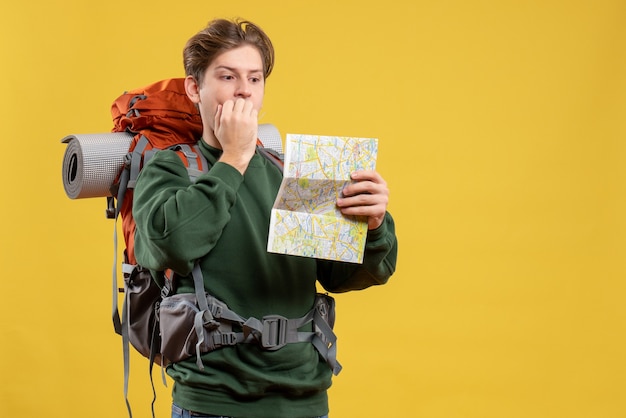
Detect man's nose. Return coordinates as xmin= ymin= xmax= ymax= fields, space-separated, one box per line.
xmin=235 ymin=80 xmax=252 ymax=98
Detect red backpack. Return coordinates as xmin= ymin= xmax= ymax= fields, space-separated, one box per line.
xmin=108 ymin=78 xmax=286 ymax=416
xmin=62 ymin=78 xmax=341 ymax=418
xmin=110 ymin=78 xmax=203 ymax=266
xmin=110 ymin=79 xmax=283 ymax=264
xmin=108 ymin=78 xmax=206 ymax=416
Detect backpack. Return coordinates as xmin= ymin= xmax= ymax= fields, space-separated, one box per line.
xmin=61 ymin=77 xmax=340 ymax=417
xmin=106 ymin=78 xmax=285 ymax=413
xmin=105 ymin=78 xmax=340 ymax=417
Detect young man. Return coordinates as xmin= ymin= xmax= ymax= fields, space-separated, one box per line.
xmin=133 ymin=18 xmax=398 ymax=418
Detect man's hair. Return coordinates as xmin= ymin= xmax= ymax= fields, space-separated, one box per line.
xmin=183 ymin=18 xmax=275 ymax=86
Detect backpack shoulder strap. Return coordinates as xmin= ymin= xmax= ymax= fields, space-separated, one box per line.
xmin=173 ymin=139 xmax=282 ymax=179
xmin=257 ymin=123 xmax=284 ymax=171
xmin=256 ymin=142 xmax=284 ymax=171
xmin=171 ymin=143 xmax=209 ymax=182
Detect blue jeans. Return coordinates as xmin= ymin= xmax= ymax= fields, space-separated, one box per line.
xmin=172 ymin=403 xmax=328 ymax=418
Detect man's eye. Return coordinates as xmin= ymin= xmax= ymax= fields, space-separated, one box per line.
xmin=250 ymin=77 xmax=261 ymax=83
xmin=222 ymin=75 xmax=234 ymax=80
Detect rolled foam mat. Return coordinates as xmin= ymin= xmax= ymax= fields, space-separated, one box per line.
xmin=60 ymin=124 xmax=282 ymax=199
xmin=61 ymin=132 xmax=133 ymax=199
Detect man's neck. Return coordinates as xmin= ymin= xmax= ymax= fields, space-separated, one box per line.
xmin=202 ymin=130 xmax=222 ymax=149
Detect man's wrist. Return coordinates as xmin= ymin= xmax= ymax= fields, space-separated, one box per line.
xmin=219 ymin=152 xmax=251 ymax=174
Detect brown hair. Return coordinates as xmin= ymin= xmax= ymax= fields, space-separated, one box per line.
xmin=183 ymin=18 xmax=275 ymax=86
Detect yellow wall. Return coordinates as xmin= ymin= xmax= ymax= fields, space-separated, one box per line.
xmin=1 ymin=0 xmax=625 ymax=417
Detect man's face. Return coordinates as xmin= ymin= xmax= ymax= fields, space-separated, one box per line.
xmin=195 ymin=45 xmax=265 ymax=136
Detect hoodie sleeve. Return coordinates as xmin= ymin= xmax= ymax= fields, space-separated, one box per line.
xmin=316 ymin=212 xmax=398 ymax=293
xmin=132 ymin=149 xmax=243 ymax=275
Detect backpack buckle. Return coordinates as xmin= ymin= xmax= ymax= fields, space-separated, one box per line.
xmin=261 ymin=315 xmax=288 ymax=350
xmin=213 ymin=332 xmax=238 ymax=347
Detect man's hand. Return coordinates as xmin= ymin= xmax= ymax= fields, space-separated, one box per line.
xmin=214 ymin=98 xmax=258 ymax=174
xmin=336 ymin=170 xmax=389 ymax=230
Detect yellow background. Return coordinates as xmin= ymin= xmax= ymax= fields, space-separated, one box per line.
xmin=1 ymin=0 xmax=625 ymax=417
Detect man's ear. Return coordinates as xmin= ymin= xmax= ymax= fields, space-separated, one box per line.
xmin=184 ymin=75 xmax=201 ymax=104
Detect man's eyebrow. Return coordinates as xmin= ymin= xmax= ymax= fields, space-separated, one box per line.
xmin=214 ymin=65 xmax=263 ymax=74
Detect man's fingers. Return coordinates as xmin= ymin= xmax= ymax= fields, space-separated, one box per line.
xmin=342 ymin=180 xmax=386 ymax=199
xmin=214 ymin=103 xmax=223 ymax=132
xmin=350 ymin=170 xmax=385 ymax=184
xmin=231 ymin=97 xmax=245 ymax=113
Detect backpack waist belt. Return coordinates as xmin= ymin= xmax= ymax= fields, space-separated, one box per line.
xmin=142 ymin=262 xmax=342 ymax=375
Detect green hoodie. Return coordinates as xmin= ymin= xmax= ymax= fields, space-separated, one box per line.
xmin=133 ymin=139 xmax=398 ymax=418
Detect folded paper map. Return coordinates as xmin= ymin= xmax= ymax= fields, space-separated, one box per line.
xmin=267 ymin=134 xmax=378 ymax=263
